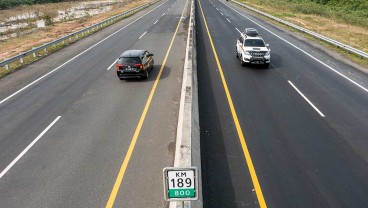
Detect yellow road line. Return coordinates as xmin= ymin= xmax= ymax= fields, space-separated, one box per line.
xmin=197 ymin=0 xmax=267 ymax=207
xmin=105 ymin=1 xmax=189 ymax=207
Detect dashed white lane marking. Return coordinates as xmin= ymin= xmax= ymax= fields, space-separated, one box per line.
xmin=288 ymin=81 xmax=326 ymax=117
xmin=0 ymin=116 xmax=62 ymax=179
xmin=107 ymin=58 xmax=118 ymax=70
xmin=139 ymin=31 xmax=147 ymax=39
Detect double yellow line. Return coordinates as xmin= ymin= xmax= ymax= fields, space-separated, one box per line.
xmin=105 ymin=0 xmax=189 ymax=207
xmin=197 ymin=0 xmax=267 ymax=207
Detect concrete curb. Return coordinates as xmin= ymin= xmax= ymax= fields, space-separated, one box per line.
xmin=170 ymin=0 xmax=202 ymax=207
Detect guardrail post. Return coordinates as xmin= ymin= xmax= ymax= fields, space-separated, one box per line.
xmin=20 ymin=57 xmax=24 ymax=64
xmin=32 ymin=48 xmax=36 ymax=58
xmin=76 ymin=34 xmax=79 ymax=39
xmin=69 ymin=37 xmax=72 ymax=42
xmin=44 ymin=47 xmax=47 ymax=53
xmin=5 ymin=64 xmax=9 ymax=71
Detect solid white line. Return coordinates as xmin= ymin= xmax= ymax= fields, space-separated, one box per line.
xmin=139 ymin=31 xmax=147 ymax=39
xmin=221 ymin=12 xmax=224 ymax=15
xmin=0 ymin=0 xmax=169 ymax=106
xmin=154 ymin=20 xmax=158 ymax=24
xmin=221 ymin=1 xmax=368 ymax=93
xmin=288 ymin=81 xmax=326 ymax=117
xmin=0 ymin=116 xmax=61 ymax=179
xmin=226 ymin=18 xmax=231 ymax=23
xmin=162 ymin=12 xmax=166 ymax=16
xmin=107 ymin=58 xmax=118 ymax=70
xmin=236 ymin=27 xmax=241 ymax=33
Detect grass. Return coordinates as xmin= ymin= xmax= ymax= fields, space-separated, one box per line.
xmin=237 ymin=0 xmax=368 ymax=68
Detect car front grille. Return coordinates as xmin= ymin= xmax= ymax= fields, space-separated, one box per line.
xmin=249 ymin=51 xmax=267 ymax=57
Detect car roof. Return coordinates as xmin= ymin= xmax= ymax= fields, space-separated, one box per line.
xmin=241 ymin=34 xmax=263 ymax=40
xmin=120 ymin=50 xmax=145 ymax=58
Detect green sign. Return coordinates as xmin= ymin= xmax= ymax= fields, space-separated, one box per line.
xmin=169 ymin=189 xmax=195 ymax=198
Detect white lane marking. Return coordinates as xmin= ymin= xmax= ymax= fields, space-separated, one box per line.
xmin=216 ymin=8 xmax=219 ymax=10
xmin=139 ymin=31 xmax=147 ymax=39
xmin=221 ymin=12 xmax=224 ymax=15
xmin=107 ymin=58 xmax=118 ymax=70
xmin=288 ymin=81 xmax=325 ymax=117
xmin=236 ymin=27 xmax=241 ymax=33
xmin=0 ymin=0 xmax=169 ymax=106
xmin=0 ymin=116 xmax=61 ymax=179
xmin=222 ymin=1 xmax=368 ymax=93
xmin=162 ymin=12 xmax=166 ymax=16
xmin=154 ymin=20 xmax=159 ymax=24
xmin=226 ymin=18 xmax=231 ymax=23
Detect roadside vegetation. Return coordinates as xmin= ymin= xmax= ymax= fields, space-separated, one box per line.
xmin=0 ymin=0 xmax=149 ymax=77
xmin=239 ymin=0 xmax=368 ymax=67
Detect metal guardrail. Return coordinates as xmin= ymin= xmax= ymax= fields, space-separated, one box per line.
xmin=232 ymin=0 xmax=368 ymax=59
xmin=0 ymin=0 xmax=160 ymax=70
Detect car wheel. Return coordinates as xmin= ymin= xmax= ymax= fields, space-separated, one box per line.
xmin=144 ymin=70 xmax=149 ymax=79
xmin=119 ymin=78 xmax=125 ymax=80
xmin=236 ymin=48 xmax=238 ymax=58
xmin=240 ymin=55 xmax=245 ymax=66
xmin=264 ymin=63 xmax=270 ymax=69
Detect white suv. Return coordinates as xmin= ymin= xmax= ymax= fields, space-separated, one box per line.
xmin=236 ymin=28 xmax=270 ymax=68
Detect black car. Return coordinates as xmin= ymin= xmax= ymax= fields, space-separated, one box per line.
xmin=116 ymin=49 xmax=154 ymax=80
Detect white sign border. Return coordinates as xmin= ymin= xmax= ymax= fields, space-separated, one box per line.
xmin=163 ymin=167 xmax=199 ymax=201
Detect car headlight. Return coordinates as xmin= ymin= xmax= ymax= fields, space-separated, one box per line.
xmin=244 ymin=51 xmax=250 ymax=55
xmin=265 ymin=51 xmax=270 ymax=56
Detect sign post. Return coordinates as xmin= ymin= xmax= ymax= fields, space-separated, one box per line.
xmin=163 ymin=167 xmax=198 ymax=202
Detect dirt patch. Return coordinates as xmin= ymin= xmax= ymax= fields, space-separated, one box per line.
xmin=0 ymin=0 xmax=150 ymax=60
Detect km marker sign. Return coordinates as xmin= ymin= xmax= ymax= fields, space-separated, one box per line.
xmin=163 ymin=167 xmax=198 ymax=201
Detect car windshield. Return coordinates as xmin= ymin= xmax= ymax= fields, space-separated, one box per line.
xmin=244 ymin=39 xmax=265 ymax=47
xmin=118 ymin=57 xmax=141 ymax=65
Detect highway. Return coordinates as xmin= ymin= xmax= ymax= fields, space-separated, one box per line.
xmin=1 ymin=0 xmax=368 ymax=207
xmin=0 ymin=0 xmax=191 ymax=207
xmin=197 ymin=0 xmax=368 ymax=207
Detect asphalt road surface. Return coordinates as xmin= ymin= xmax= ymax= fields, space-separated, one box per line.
xmin=197 ymin=0 xmax=368 ymax=207
xmin=0 ymin=0 xmax=191 ymax=207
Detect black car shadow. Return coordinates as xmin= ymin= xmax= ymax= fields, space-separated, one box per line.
xmin=122 ymin=65 xmax=171 ymax=82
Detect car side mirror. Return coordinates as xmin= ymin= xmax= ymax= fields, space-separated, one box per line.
xmin=147 ymin=53 xmax=154 ymax=57
xmin=266 ymin=44 xmax=269 ymax=47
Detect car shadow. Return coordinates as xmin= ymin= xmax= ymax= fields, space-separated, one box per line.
xmin=123 ymin=64 xmax=171 ymax=82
